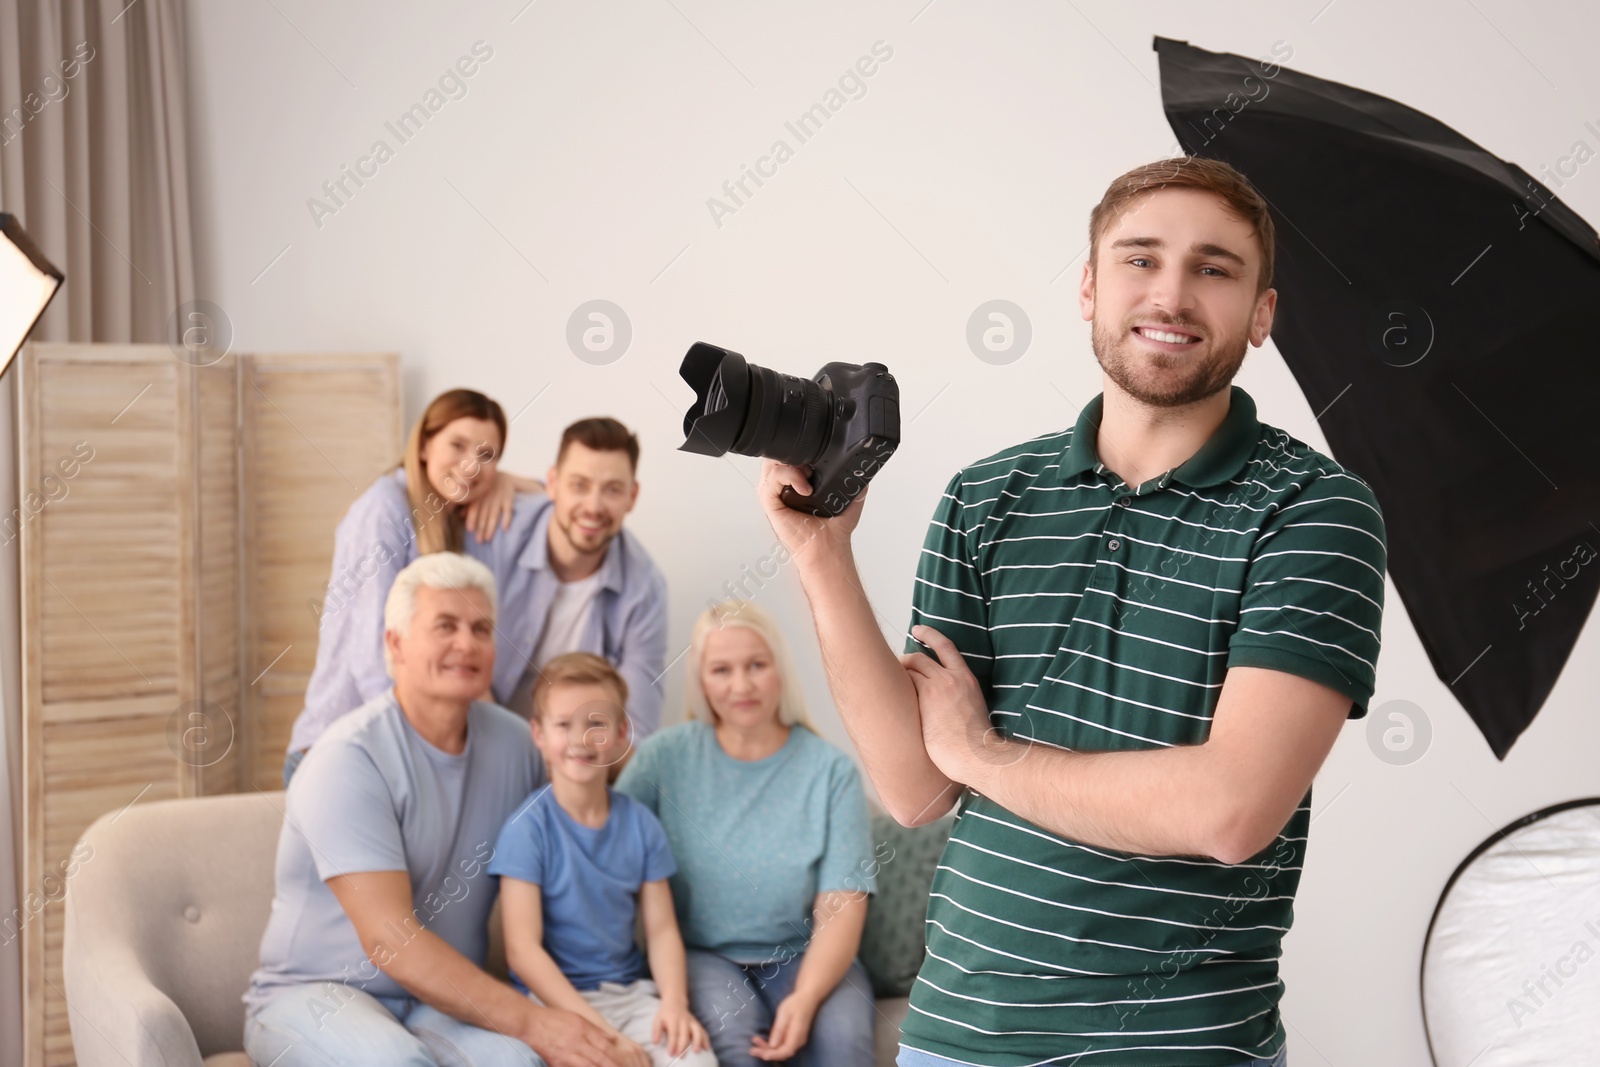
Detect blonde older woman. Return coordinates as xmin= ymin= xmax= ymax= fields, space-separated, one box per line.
xmin=615 ymin=599 xmax=877 ymax=1067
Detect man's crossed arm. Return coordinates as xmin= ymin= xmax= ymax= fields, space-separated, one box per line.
xmin=903 ymin=625 xmax=1348 ymax=864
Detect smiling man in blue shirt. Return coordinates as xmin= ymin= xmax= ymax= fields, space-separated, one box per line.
xmin=486 ymin=419 xmax=669 ymax=733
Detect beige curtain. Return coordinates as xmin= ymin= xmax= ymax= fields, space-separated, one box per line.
xmin=0 ymin=0 xmax=197 ymax=1059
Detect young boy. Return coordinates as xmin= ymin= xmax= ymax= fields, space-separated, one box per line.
xmin=490 ymin=652 xmax=715 ymax=1067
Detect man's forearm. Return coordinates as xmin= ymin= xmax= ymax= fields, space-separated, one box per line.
xmin=796 ymin=547 xmax=960 ymax=826
xmin=622 ymin=587 xmax=669 ymax=738
xmin=959 ymin=739 xmax=1248 ymax=862
xmin=621 ymin=659 xmax=662 ymax=739
xmin=381 ymin=928 xmax=542 ymax=1042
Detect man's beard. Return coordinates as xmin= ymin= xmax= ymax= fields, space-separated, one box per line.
xmin=556 ymin=511 xmax=617 ymax=555
xmin=1091 ymin=313 xmax=1249 ymax=408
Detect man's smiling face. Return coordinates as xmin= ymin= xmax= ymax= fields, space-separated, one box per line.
xmin=1080 ymin=186 xmax=1277 ymax=408
xmin=545 ymin=441 xmax=638 ymax=558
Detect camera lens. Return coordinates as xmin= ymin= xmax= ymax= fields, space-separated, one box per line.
xmin=679 ymin=343 xmax=833 ymax=466
xmin=739 ymin=364 xmax=830 ymax=464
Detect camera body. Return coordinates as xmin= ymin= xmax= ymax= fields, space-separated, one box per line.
xmin=780 ymin=360 xmax=900 ymax=517
xmin=677 ymin=342 xmax=901 ymax=517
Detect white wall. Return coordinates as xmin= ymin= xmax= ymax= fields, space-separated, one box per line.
xmin=182 ymin=2 xmax=1600 ymax=1062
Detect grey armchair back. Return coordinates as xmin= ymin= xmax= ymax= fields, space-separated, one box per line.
xmin=64 ymin=791 xmax=282 ymax=1067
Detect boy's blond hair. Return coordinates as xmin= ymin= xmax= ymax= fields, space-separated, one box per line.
xmin=531 ymin=651 xmax=628 ymax=722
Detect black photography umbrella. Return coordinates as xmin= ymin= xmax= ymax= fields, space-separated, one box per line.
xmin=1154 ymin=37 xmax=1600 ymax=758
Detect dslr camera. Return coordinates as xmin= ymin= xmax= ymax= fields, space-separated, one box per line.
xmin=677 ymin=342 xmax=901 ymax=517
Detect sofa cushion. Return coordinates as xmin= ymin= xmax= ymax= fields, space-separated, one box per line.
xmin=859 ymin=813 xmax=954 ymax=998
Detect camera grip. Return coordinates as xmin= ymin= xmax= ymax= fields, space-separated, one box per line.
xmin=778 ymin=481 xmax=844 ymax=518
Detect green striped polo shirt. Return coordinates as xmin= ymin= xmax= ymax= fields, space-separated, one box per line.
xmin=899 ymin=384 xmax=1386 ymax=1066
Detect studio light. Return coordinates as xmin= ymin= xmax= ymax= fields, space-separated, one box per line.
xmin=0 ymin=213 xmax=64 ymax=375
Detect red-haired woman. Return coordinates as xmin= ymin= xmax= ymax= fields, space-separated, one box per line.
xmin=281 ymin=388 xmax=541 ymax=785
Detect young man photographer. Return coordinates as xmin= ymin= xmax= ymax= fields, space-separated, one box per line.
xmin=759 ymin=156 xmax=1386 ymax=1067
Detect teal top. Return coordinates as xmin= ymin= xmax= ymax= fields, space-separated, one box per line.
xmin=615 ymin=720 xmax=876 ymax=963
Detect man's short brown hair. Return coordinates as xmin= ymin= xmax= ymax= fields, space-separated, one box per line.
xmin=556 ymin=417 xmax=640 ymax=475
xmin=531 ymin=651 xmax=629 ymax=722
xmin=1088 ymin=156 xmax=1276 ymax=296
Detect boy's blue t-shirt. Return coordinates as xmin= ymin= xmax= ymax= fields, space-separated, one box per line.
xmin=489 ymin=786 xmax=676 ymax=991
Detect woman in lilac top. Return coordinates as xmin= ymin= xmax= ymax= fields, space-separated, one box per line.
xmin=282 ymin=388 xmax=543 ymax=784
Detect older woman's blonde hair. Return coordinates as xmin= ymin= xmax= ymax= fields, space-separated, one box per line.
xmin=685 ymin=599 xmax=812 ymax=731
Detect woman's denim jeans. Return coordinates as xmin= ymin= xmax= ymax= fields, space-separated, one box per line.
xmin=684 ymin=947 xmax=876 ymax=1067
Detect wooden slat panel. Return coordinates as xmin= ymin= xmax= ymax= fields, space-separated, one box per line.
xmin=197 ymin=360 xmax=241 ymax=795
xmin=42 ymin=716 xmax=180 ymax=852
xmin=241 ymin=354 xmax=400 ymax=790
xmin=22 ymin=343 xmax=195 ymax=1067
xmin=22 ymin=345 xmax=401 ymax=1064
xmin=36 ymin=358 xmax=181 ymax=706
xmin=41 ymin=694 xmax=177 ymax=724
xmin=247 ymin=688 xmax=306 ymax=792
xmin=22 ymin=342 xmax=44 ymax=1067
xmin=44 ymin=901 xmax=70 ymax=1065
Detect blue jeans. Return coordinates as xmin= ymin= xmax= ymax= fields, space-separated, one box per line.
xmin=684 ymin=948 xmax=876 ymax=1067
xmin=245 ymin=980 xmax=545 ymax=1066
xmin=898 ymin=1045 xmax=1286 ymax=1066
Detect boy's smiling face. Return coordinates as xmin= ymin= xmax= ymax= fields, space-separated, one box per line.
xmin=532 ymin=681 xmax=631 ymax=785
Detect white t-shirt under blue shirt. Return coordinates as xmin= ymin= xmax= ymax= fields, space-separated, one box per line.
xmin=489 ymin=786 xmax=676 ymax=991
xmin=245 ymin=688 xmax=543 ymax=1013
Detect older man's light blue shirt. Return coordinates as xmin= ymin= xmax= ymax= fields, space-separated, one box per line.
xmin=248 ymin=688 xmax=542 ymax=1012
xmin=287 ymin=470 xmax=668 ymax=753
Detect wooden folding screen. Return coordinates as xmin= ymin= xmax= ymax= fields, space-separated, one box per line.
xmin=16 ymin=343 xmax=401 ymax=1066
xmin=239 ymin=354 xmax=404 ymax=791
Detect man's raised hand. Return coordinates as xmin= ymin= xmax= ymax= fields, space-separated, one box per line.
xmin=757 ymin=458 xmax=869 ymax=566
